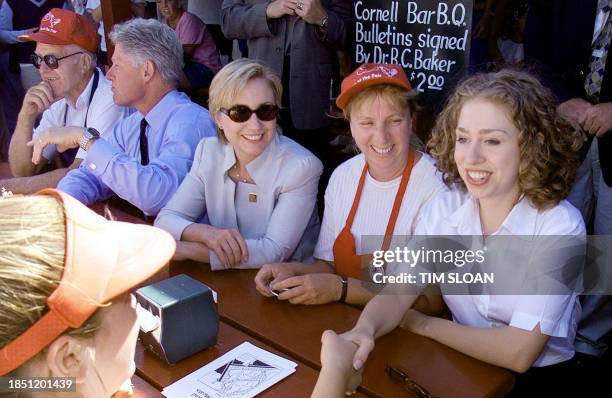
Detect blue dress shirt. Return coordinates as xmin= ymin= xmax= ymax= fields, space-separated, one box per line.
xmin=58 ymin=90 xmax=216 ymax=215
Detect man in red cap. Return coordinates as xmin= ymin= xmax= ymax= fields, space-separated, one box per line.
xmin=1 ymin=8 xmax=130 ymax=194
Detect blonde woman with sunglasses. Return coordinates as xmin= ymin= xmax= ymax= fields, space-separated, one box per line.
xmin=155 ymin=59 xmax=323 ymax=270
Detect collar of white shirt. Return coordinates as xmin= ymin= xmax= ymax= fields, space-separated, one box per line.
xmin=66 ymin=68 xmax=98 ymax=110
xmin=446 ymin=195 xmax=539 ymax=236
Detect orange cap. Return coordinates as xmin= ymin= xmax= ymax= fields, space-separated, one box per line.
xmin=19 ymin=8 xmax=99 ymax=53
xmin=0 ymin=189 xmax=176 ymax=375
xmin=336 ymin=63 xmax=413 ymax=110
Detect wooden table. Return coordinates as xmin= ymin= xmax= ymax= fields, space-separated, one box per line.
xmin=1 ymin=162 xmax=513 ymax=396
xmin=0 ymin=162 xmax=147 ymax=224
xmin=135 ymin=322 xmax=346 ymax=398
xmin=133 ymin=375 xmax=162 ymax=398
xmin=166 ymin=263 xmax=515 ymax=398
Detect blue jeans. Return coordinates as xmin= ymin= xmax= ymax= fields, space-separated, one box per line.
xmin=568 ymin=139 xmax=612 ymax=236
xmin=567 ymin=138 xmax=612 ymax=357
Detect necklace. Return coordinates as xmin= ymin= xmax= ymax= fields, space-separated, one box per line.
xmin=230 ymin=164 xmax=258 ymax=202
xmin=230 ymin=164 xmax=249 ymax=183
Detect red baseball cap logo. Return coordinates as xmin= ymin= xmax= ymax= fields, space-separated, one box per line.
xmin=336 ymin=63 xmax=413 ymax=110
xmin=40 ymin=12 xmax=62 ymax=34
xmin=356 ymin=64 xmax=399 ymax=78
xmin=18 ymin=8 xmax=98 ymax=53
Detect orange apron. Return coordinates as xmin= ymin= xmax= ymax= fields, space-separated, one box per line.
xmin=332 ymin=150 xmax=416 ymax=279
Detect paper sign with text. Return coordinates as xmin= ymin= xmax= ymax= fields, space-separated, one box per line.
xmin=354 ymin=0 xmax=473 ymax=106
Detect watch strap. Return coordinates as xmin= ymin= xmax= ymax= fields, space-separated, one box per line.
xmin=79 ymin=127 xmax=100 ymax=151
xmin=339 ymin=275 xmax=348 ymax=302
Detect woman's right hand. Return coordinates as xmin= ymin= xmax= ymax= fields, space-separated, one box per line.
xmin=254 ymin=262 xmax=301 ymax=296
xmin=339 ymin=327 xmax=376 ymax=371
xmin=199 ymin=224 xmax=248 ymax=268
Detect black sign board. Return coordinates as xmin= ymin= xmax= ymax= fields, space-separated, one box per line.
xmin=354 ymin=0 xmax=474 ymax=107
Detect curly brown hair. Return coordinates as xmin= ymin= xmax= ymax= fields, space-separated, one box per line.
xmin=428 ymin=69 xmax=583 ymax=210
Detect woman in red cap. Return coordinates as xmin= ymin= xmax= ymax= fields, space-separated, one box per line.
xmin=254 ymin=63 xmax=456 ymax=306
xmin=0 ymin=189 xmax=175 ymax=397
xmin=317 ymin=69 xmax=586 ymax=397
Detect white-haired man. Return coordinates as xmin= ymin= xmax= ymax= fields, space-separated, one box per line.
xmin=31 ymin=17 xmax=216 ymax=217
xmin=3 ymin=8 xmax=131 ymax=193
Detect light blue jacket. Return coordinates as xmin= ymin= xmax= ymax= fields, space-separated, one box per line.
xmin=155 ymin=134 xmax=323 ymax=270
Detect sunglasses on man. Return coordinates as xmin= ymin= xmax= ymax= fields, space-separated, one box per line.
xmin=30 ymin=51 xmax=83 ymax=69
xmin=220 ymin=104 xmax=279 ymax=123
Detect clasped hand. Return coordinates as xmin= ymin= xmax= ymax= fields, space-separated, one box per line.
xmin=199 ymin=224 xmax=249 ymax=268
xmin=255 ymin=264 xmax=341 ymax=305
xmin=558 ymin=98 xmax=612 ymax=137
xmin=266 ymin=0 xmax=326 ymax=26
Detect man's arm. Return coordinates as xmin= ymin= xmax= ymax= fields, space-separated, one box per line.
xmin=297 ymin=0 xmax=352 ymax=49
xmin=0 ymin=1 xmax=32 ymax=44
xmin=9 ymin=113 xmax=45 ymax=177
xmin=9 ymin=82 xmax=58 ymax=177
xmin=0 ymin=27 xmax=33 ymax=44
xmin=221 ymin=0 xmax=282 ymax=39
xmin=57 ymin=161 xmax=113 ymax=205
xmin=0 ymin=160 xmax=80 ymax=194
xmin=81 ymin=117 xmax=209 ymax=215
xmin=26 ymin=125 xmax=115 ymax=205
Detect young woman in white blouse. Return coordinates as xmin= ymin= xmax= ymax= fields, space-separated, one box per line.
xmin=320 ymin=70 xmax=585 ymax=394
xmin=254 ymin=63 xmax=452 ymax=306
xmin=155 ymin=59 xmax=322 ymax=269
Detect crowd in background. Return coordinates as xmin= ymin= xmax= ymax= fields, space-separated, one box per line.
xmin=0 ymin=0 xmax=610 ymax=396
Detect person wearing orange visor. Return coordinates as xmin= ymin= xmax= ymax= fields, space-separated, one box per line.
xmin=254 ymin=63 xmax=457 ymax=306
xmin=0 ymin=189 xmax=175 ymax=397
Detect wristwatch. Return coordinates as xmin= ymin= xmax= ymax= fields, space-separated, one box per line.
xmin=79 ymin=127 xmax=100 ymax=151
xmin=339 ymin=275 xmax=348 ymax=302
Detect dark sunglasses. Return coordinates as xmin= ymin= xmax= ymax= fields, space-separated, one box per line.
xmin=220 ymin=104 xmax=279 ymax=123
xmin=30 ymin=51 xmax=83 ymax=69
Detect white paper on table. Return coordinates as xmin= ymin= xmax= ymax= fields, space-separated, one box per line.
xmin=161 ymin=342 xmax=297 ymax=398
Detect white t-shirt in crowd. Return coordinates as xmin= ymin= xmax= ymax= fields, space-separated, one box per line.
xmin=85 ymin=0 xmax=106 ymax=52
xmin=33 ymin=68 xmax=131 ymax=161
xmin=313 ymin=152 xmax=450 ymax=262
xmin=415 ymin=192 xmax=586 ymax=366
